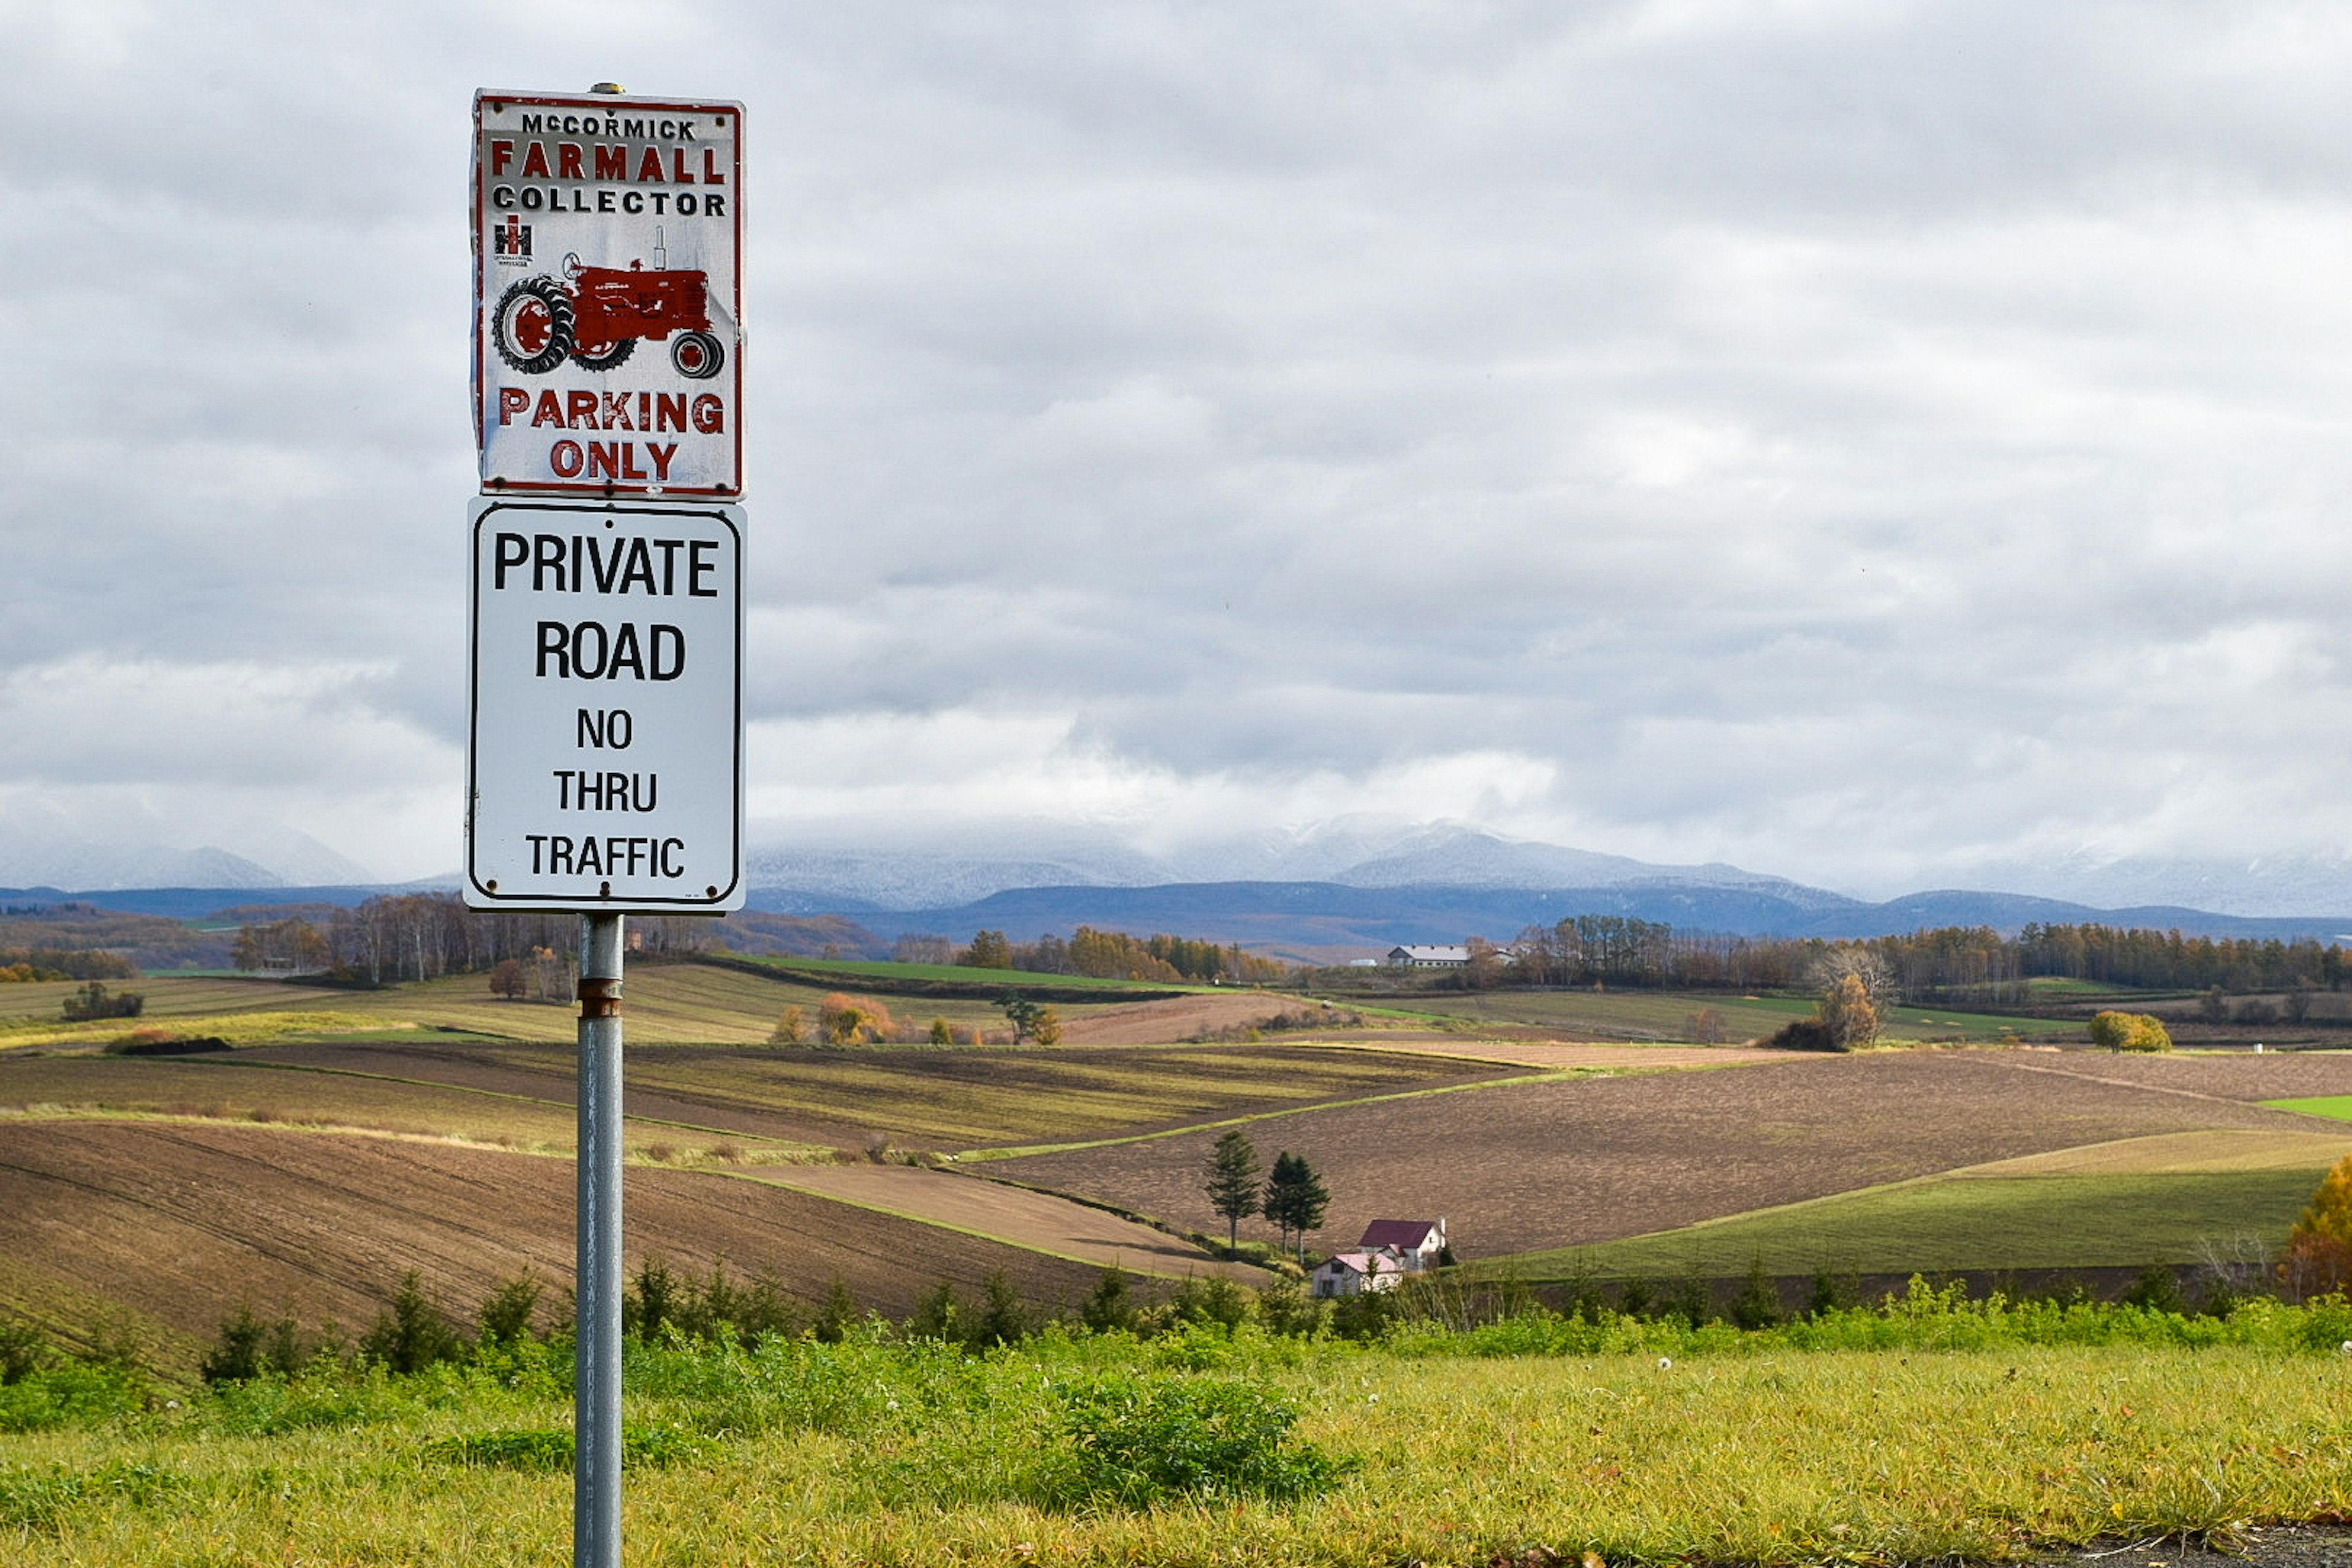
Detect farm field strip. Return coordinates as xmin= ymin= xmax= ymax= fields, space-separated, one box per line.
xmin=0 ymin=1050 xmax=833 ymax=1156
xmin=955 ymin=1068 xmax=1592 ymax=1160
xmin=1313 ymin=1039 xmax=1799 ymax=1071
xmin=1387 ymin=989 xmax=2075 ymax=1042
xmin=1959 ymin=1127 xmax=2352 ymax=1176
xmin=1495 ymin=1167 xmax=2327 ymax=1278
xmin=227 ymin=1039 xmax=1512 ymax=1150
xmin=0 ymin=974 xmax=350 ymax=1025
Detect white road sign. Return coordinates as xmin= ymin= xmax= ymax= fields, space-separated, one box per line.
xmin=473 ymin=90 xmax=744 ymax=499
xmin=465 ymin=497 xmax=744 ymax=911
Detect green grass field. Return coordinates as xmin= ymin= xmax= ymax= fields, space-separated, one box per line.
xmin=2268 ymin=1095 xmax=2352 ymax=1122
xmin=14 ymin=1321 xmax=2352 ymax=1567
xmin=1499 ymin=1167 xmax=2324 ymax=1280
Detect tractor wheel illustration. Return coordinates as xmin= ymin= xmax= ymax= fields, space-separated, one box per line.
xmin=570 ymin=335 xmax=635 ymax=372
xmin=670 ymin=330 xmax=726 ymax=380
xmin=492 ymin=277 xmax=575 ymax=374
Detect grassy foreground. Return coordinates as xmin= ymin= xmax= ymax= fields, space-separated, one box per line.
xmin=12 ymin=1291 xmax=2352 ymax=1566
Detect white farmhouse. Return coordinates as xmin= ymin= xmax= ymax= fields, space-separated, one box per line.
xmin=1310 ymin=1249 xmax=1409 ymax=1297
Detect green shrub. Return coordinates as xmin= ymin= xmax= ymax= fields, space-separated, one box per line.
xmin=1054 ymin=1373 xmax=1356 ymax=1509
xmin=0 ymin=1460 xmax=180 ymax=1532
xmin=0 ymin=1361 xmax=149 ymax=1433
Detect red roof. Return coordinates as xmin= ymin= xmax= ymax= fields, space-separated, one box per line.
xmin=1359 ymin=1219 xmax=1441 ymax=1250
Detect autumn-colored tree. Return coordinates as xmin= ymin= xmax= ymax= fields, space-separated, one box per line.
xmin=1818 ymin=972 xmax=1881 ymax=1051
xmin=819 ymin=994 xmax=894 ymax=1046
xmin=1683 ymin=1007 xmax=1729 ymax=1044
xmin=770 ymin=1005 xmax=807 ymax=1045
xmin=489 ymin=958 xmax=527 ymax=1000
xmin=1030 ymin=1006 xmax=1064 ymax=1046
xmin=2089 ymin=1010 xmax=2173 ymax=1054
xmin=929 ymin=1016 xmax=956 ymax=1046
xmin=2284 ymin=1153 xmax=2352 ymax=1298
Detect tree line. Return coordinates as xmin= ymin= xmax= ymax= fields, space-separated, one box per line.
xmin=230 ymin=892 xmax=716 ymax=987
xmin=949 ymin=927 xmax=1287 ymax=984
xmin=1477 ymin=916 xmax=2346 ymax=1001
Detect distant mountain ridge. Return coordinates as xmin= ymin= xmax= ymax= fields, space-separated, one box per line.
xmin=747 ymin=880 xmax=2352 ymax=955
xmin=7 ymin=818 xmax=2351 ymax=952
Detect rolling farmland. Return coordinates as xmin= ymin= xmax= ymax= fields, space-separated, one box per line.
xmin=984 ymin=1049 xmax=2352 ymax=1262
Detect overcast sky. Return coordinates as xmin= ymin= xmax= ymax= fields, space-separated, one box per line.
xmin=4 ymin=1 xmax=2351 ymax=898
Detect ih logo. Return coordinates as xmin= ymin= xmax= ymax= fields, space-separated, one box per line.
xmin=494 ymin=215 xmax=533 ymax=258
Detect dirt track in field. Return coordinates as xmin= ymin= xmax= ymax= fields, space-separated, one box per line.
xmin=988 ymin=1049 xmax=2352 ymax=1259
xmin=1322 ymin=1039 xmax=1793 ymax=1071
xmin=1054 ymin=993 xmax=1314 ymax=1044
xmin=0 ymin=1120 xmax=1126 ymax=1362
xmin=1997 ymin=1047 xmax=2352 ymax=1104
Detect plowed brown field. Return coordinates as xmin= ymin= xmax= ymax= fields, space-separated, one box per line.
xmin=987 ymin=1050 xmax=2352 ymax=1259
xmin=0 ymin=1120 xmax=1131 ymax=1365
xmin=230 ymin=1039 xmax=1507 ymax=1148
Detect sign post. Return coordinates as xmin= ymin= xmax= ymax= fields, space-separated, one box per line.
xmin=466 ymin=84 xmax=745 ymax=1568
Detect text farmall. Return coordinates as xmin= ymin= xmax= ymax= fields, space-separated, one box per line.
xmin=480 ymin=108 xmax=736 ymax=493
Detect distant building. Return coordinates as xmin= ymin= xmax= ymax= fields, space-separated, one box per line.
xmin=1384 ymin=944 xmax=1469 ymax=968
xmin=1311 ymin=1219 xmax=1450 ymax=1297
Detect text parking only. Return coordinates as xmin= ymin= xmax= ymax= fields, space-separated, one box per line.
xmin=466 ymin=499 xmax=744 ymax=910
xmin=473 ymin=90 xmax=744 ymax=497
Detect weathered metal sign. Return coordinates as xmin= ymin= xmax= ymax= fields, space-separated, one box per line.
xmin=464 ymin=497 xmax=745 ymax=911
xmin=473 ymin=91 xmax=744 ymax=499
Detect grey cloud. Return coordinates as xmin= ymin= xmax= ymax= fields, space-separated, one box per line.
xmin=7 ymin=2 xmax=2352 ymax=892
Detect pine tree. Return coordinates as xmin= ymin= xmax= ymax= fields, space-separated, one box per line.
xmin=1262 ymin=1151 xmax=1331 ymax=1265
xmin=1203 ymin=1129 xmax=1261 ymax=1252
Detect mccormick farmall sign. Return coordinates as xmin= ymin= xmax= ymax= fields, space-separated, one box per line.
xmin=472 ymin=91 xmax=744 ymax=497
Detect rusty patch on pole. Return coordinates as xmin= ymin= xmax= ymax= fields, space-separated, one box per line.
xmin=577 ymin=976 xmax=624 ymax=1019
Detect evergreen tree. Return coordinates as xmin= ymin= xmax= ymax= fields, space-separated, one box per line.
xmin=1262 ymin=1151 xmax=1331 ymax=1265
xmin=1080 ymin=1265 xmax=1137 ymax=1333
xmin=1203 ymin=1129 xmax=1262 ymax=1252
xmin=812 ymin=1276 xmax=859 ymax=1343
xmin=970 ymin=1270 xmax=1028 ymax=1348
xmin=360 ymin=1273 xmax=463 ymax=1374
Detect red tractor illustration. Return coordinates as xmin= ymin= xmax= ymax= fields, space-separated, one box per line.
xmin=492 ymin=232 xmax=726 ymax=379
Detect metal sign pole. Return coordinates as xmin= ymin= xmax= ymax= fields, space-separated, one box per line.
xmin=576 ymin=913 xmax=625 ymax=1568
